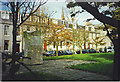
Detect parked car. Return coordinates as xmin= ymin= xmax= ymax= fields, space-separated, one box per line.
xmin=53 ymin=51 xmax=62 ymax=56
xmin=43 ymin=52 xmax=46 ymax=56
xmin=85 ymin=49 xmax=89 ymax=53
xmin=43 ymin=51 xmax=47 ymax=56
xmin=107 ymin=46 xmax=114 ymax=52
xmin=99 ymin=48 xmax=105 ymax=53
xmin=65 ymin=50 xmax=73 ymax=55
xmin=43 ymin=51 xmax=53 ymax=56
xmin=89 ymin=49 xmax=97 ymax=53
xmin=76 ymin=49 xmax=86 ymax=54
xmin=61 ymin=51 xmax=68 ymax=55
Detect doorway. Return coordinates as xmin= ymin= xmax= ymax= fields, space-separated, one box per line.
xmin=16 ymin=43 xmax=20 ymax=53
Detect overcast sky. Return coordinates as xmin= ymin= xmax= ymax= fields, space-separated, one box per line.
xmin=0 ymin=0 xmax=101 ymax=26
xmin=43 ymin=0 xmax=101 ymax=26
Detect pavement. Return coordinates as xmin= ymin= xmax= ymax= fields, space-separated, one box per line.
xmin=19 ymin=59 xmax=112 ymax=80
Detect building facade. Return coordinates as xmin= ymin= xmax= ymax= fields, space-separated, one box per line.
xmin=77 ymin=22 xmax=112 ymax=50
xmin=0 ymin=9 xmax=113 ymax=53
xmin=0 ymin=10 xmax=13 ymax=53
xmin=0 ymin=10 xmax=21 ymax=53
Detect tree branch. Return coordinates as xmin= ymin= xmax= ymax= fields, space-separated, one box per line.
xmin=17 ymin=0 xmax=48 ymax=28
xmin=75 ymin=1 xmax=119 ymax=28
xmin=103 ymin=23 xmax=114 ymax=42
xmin=18 ymin=1 xmax=26 ymax=8
xmin=0 ymin=1 xmax=12 ymax=11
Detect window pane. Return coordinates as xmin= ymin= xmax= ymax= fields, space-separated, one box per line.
xmin=4 ymin=25 xmax=9 ymax=35
xmin=4 ymin=26 xmax=6 ymax=35
xmin=7 ymin=26 xmax=9 ymax=35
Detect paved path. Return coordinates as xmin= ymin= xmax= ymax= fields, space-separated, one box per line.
xmin=19 ymin=59 xmax=112 ymax=80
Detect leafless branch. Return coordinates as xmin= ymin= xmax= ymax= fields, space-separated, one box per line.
xmin=17 ymin=0 xmax=48 ymax=28
xmin=103 ymin=23 xmax=113 ymax=42
xmin=0 ymin=1 xmax=12 ymax=11
xmin=18 ymin=1 xmax=26 ymax=8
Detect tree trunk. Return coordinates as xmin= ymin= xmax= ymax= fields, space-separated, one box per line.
xmin=113 ymin=26 xmax=120 ymax=80
xmin=9 ymin=3 xmax=18 ymax=77
xmin=9 ymin=21 xmax=17 ymax=77
xmin=113 ymin=40 xmax=120 ymax=80
xmin=96 ymin=44 xmax=98 ymax=51
xmin=56 ymin=42 xmax=58 ymax=56
xmin=72 ymin=29 xmax=75 ymax=55
xmin=80 ymin=46 xmax=82 ymax=54
xmin=72 ymin=41 xmax=75 ymax=55
xmin=84 ymin=42 xmax=86 ymax=49
xmin=118 ymin=27 xmax=120 ymax=80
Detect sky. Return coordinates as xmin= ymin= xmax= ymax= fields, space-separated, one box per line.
xmin=0 ymin=0 xmax=101 ymax=26
xmin=42 ymin=0 xmax=101 ymax=26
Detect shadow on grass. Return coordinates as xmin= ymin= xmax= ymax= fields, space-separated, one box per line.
xmin=2 ymin=71 xmax=65 ymax=81
xmin=90 ymin=53 xmax=114 ymax=61
xmin=67 ymin=62 xmax=113 ymax=77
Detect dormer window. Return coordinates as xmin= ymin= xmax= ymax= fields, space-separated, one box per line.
xmin=1 ymin=11 xmax=9 ymax=19
xmin=1 ymin=12 xmax=5 ymax=19
xmin=5 ymin=12 xmax=9 ymax=19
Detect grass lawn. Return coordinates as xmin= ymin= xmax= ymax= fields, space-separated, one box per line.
xmin=43 ymin=53 xmax=114 ymax=77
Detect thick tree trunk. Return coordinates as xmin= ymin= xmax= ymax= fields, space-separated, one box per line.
xmin=113 ymin=26 xmax=120 ymax=80
xmin=118 ymin=27 xmax=120 ymax=80
xmin=113 ymin=40 xmax=120 ymax=80
xmin=9 ymin=22 xmax=17 ymax=77
xmin=9 ymin=3 xmax=18 ymax=77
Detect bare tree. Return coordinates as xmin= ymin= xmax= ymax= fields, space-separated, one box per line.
xmin=0 ymin=0 xmax=47 ymax=77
